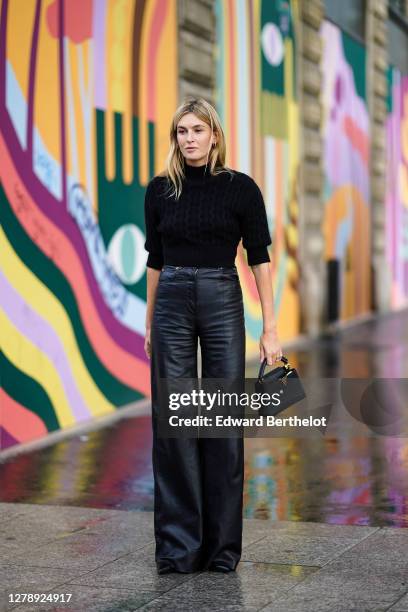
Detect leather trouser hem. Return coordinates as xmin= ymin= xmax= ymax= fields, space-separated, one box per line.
xmin=156 ymin=548 xmax=204 ymax=574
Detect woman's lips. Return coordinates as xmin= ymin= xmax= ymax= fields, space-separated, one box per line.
xmin=186 ymin=147 xmax=197 ymax=151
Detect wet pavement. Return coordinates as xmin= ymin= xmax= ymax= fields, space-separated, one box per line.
xmin=1 ymin=309 xmax=408 ymax=528
xmin=1 ymin=503 xmax=408 ymax=611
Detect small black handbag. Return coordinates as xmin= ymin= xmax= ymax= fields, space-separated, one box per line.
xmin=255 ymin=356 xmax=306 ymax=417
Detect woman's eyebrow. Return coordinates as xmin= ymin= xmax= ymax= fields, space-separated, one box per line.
xmin=177 ymin=124 xmax=205 ymax=129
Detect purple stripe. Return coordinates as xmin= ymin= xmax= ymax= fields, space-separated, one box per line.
xmin=58 ymin=0 xmax=67 ymax=207
xmin=26 ymin=0 xmax=41 ymax=157
xmin=1 ymin=271 xmax=92 ymax=422
xmin=0 ymin=3 xmax=146 ymax=362
xmin=94 ymin=0 xmax=107 ymax=107
xmin=0 ymin=426 xmax=19 ymax=450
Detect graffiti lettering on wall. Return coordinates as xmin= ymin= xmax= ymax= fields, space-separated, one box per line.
xmin=68 ymin=183 xmax=129 ymax=321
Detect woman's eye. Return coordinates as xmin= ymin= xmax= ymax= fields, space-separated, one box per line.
xmin=178 ymin=129 xmax=203 ymax=133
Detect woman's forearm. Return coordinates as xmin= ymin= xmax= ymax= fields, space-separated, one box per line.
xmin=250 ymin=261 xmax=277 ymax=331
xmin=145 ymin=267 xmax=161 ymax=329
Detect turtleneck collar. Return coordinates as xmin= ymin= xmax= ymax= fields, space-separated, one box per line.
xmin=184 ymin=162 xmax=208 ymax=182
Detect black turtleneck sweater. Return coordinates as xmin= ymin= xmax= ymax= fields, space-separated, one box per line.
xmin=144 ymin=162 xmax=272 ymax=270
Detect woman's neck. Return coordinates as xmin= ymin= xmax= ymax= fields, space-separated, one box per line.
xmin=184 ymin=161 xmax=208 ymax=181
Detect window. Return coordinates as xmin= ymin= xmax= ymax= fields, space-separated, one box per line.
xmin=325 ymin=0 xmax=366 ymax=41
xmin=389 ymin=0 xmax=406 ymax=16
xmin=388 ymin=14 xmax=408 ymax=72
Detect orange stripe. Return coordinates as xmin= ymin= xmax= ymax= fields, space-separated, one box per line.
xmin=0 ymin=388 xmax=47 ymax=443
xmin=273 ymin=141 xmax=283 ymax=271
xmin=343 ymin=115 xmax=369 ymax=167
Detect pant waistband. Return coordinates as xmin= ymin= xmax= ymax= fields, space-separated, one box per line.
xmin=162 ymin=265 xmax=237 ymax=271
xmin=160 ymin=265 xmax=239 ymax=280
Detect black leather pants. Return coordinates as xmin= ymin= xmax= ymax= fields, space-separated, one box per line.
xmin=150 ymin=265 xmax=246 ymax=573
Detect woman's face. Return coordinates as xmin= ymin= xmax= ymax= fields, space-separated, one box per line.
xmin=176 ymin=113 xmax=216 ymax=166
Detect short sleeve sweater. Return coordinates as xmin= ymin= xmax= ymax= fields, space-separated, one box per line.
xmin=143 ymin=162 xmax=272 ymax=270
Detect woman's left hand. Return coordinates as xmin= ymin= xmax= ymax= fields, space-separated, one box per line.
xmin=260 ymin=328 xmax=283 ymax=365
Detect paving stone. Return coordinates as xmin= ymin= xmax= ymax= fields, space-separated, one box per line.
xmin=388 ymin=592 xmax=408 ymax=611
xmin=262 ymin=592 xmax=393 ymax=612
xmin=261 ymin=529 xmax=408 ymax=611
xmin=11 ymin=585 xmax=157 ymax=612
xmin=242 ymin=532 xmax=362 ymax=566
xmin=0 ymin=564 xmax=85 ymax=611
xmin=242 ymin=518 xmax=378 ymax=549
xmin=0 ymin=511 xmax=110 ymax=559
xmin=261 ymin=564 xmax=408 ymax=608
xmin=5 ymin=529 xmax=152 ymax=572
xmin=137 ymin=560 xmax=318 ymax=611
xmin=0 ymin=504 xmax=37 ymax=525
xmin=377 ymin=526 xmax=408 ymax=538
xmin=65 ymin=542 xmax=203 ymax=593
xmin=0 ymin=505 xmax=154 ymax=567
xmin=321 ymin=528 xmax=408 ymax=569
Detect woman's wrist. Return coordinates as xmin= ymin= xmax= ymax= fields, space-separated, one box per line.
xmin=263 ymin=323 xmax=277 ymax=333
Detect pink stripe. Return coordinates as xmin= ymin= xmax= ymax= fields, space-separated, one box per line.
xmin=227 ymin=0 xmax=237 ymax=168
xmin=146 ymin=0 xmax=168 ymax=121
xmin=0 ymin=388 xmax=47 ymax=443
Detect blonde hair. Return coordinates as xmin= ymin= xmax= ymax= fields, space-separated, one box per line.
xmin=158 ymin=97 xmax=234 ymax=200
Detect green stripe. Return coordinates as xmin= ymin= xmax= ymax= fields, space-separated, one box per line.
xmin=0 ymin=184 xmax=143 ymax=406
xmin=0 ymin=350 xmax=59 ymax=432
xmin=342 ymin=29 xmax=366 ymax=101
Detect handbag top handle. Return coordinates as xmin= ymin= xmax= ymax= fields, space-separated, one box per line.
xmin=257 ymin=356 xmax=289 ymax=382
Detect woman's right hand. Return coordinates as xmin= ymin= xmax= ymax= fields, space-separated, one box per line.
xmin=145 ymin=327 xmax=152 ymax=359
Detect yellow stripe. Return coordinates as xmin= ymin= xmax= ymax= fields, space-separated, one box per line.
xmin=1 ymin=309 xmax=75 ymax=428
xmin=1 ymin=226 xmax=115 ymax=423
xmin=139 ymin=0 xmax=157 ymax=184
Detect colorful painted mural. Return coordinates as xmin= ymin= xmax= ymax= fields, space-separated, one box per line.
xmin=214 ymin=0 xmax=302 ymax=351
xmin=320 ymin=20 xmax=371 ymax=321
xmin=385 ymin=65 xmax=408 ymax=309
xmin=0 ymin=0 xmax=178 ymax=450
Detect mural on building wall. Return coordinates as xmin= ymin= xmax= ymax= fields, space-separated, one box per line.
xmin=320 ymin=20 xmax=371 ymax=321
xmin=385 ymin=65 xmax=408 ymax=309
xmin=0 ymin=0 xmax=178 ymax=450
xmin=214 ymin=0 xmax=302 ymax=352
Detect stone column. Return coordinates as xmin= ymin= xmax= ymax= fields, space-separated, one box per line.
xmin=366 ymin=0 xmax=390 ymax=312
xmin=177 ymin=0 xmax=216 ymax=105
xmin=297 ymin=0 xmax=326 ymax=337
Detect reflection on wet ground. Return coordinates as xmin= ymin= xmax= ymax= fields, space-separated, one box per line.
xmin=1 ymin=310 xmax=407 ymax=527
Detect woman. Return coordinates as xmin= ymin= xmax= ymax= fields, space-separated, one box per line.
xmin=144 ymin=97 xmax=282 ymax=575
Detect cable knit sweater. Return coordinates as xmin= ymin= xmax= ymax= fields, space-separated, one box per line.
xmin=144 ymin=162 xmax=272 ymax=270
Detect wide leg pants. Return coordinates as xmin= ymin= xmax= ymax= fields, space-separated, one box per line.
xmin=150 ymin=265 xmax=246 ymax=573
